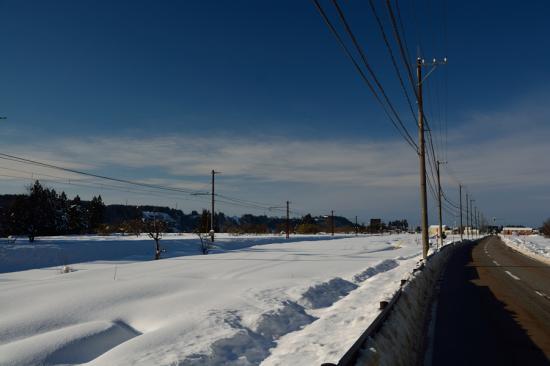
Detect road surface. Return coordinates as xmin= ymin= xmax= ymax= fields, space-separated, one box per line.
xmin=430 ymin=236 xmax=550 ymax=365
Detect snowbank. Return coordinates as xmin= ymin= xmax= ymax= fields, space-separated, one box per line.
xmin=354 ymin=241 xmax=463 ymax=366
xmin=262 ymin=257 xmax=419 ymax=365
xmin=499 ymin=234 xmax=550 ymax=264
xmin=0 ymin=234 xmax=423 ymax=365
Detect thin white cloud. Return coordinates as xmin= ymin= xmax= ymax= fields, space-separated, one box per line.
xmin=0 ymin=92 xmax=548 ymax=225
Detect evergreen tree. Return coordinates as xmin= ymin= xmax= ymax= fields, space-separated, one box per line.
xmin=56 ymin=191 xmax=69 ymax=234
xmin=89 ymin=195 xmax=105 ymax=232
xmin=6 ymin=195 xmax=30 ymax=237
xmin=27 ymin=180 xmax=59 ymax=241
xmin=67 ymin=195 xmax=85 ymax=234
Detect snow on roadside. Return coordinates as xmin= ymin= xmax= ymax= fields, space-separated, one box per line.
xmin=499 ymin=234 xmax=550 ymax=264
xmin=262 ymin=257 xmax=418 ymax=366
xmin=0 ymin=234 xmax=422 ymax=365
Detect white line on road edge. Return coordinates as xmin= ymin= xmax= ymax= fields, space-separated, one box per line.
xmin=505 ymin=271 xmax=520 ymax=280
xmin=492 ymin=260 xmax=499 ymax=266
xmin=535 ymin=291 xmax=545 ymax=297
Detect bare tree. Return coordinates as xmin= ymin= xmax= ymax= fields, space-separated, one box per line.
xmin=195 ymin=229 xmax=213 ymax=255
xmin=122 ymin=219 xmax=143 ymax=237
xmin=142 ymin=218 xmax=168 ymax=260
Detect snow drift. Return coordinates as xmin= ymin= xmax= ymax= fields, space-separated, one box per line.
xmin=0 ymin=234 xmax=423 ymax=365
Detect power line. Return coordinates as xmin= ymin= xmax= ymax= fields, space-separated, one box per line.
xmin=0 ymin=152 xmax=302 ymax=214
xmin=0 ymin=152 xmax=205 ymax=195
xmin=385 ymin=0 xmax=418 ymax=98
xmin=312 ymin=0 xmax=419 ymax=152
xmin=367 ymin=0 xmax=418 ymax=125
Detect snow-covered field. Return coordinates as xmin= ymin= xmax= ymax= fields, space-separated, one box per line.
xmin=0 ymin=233 xmax=344 ymax=273
xmin=500 ymin=234 xmax=550 ymax=263
xmin=0 ymin=234 xmax=424 ymax=365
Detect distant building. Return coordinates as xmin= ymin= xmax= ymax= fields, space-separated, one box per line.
xmin=429 ymin=225 xmax=448 ymax=237
xmin=142 ymin=211 xmax=176 ymax=225
xmin=502 ymin=227 xmax=533 ymax=235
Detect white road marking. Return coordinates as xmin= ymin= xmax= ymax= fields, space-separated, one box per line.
xmin=505 ymin=271 xmax=520 ymax=280
xmin=492 ymin=260 xmax=499 ymax=266
xmin=535 ymin=291 xmax=545 ymax=297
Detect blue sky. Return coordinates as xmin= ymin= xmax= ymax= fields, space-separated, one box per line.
xmin=0 ymin=1 xmax=549 ymax=227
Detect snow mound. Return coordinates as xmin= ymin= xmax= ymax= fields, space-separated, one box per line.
xmin=180 ymin=258 xmax=412 ymax=365
xmin=180 ymin=301 xmax=317 ymax=365
xmin=353 ymin=259 xmax=399 ymax=283
xmin=180 ymin=327 xmax=270 ymax=366
xmin=298 ymin=278 xmax=358 ymax=309
xmin=255 ymin=301 xmax=317 ymax=340
xmin=0 ymin=320 xmax=141 ymax=366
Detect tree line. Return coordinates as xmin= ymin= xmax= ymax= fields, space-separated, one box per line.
xmin=0 ymin=181 xmax=105 ymax=241
xmin=0 ymin=180 xmax=412 ymax=241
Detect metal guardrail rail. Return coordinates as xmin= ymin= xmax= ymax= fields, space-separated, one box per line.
xmin=321 ymin=243 xmax=459 ymax=366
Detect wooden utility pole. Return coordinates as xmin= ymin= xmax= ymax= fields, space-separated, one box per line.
xmin=417 ymin=58 xmax=429 ymax=259
xmin=436 ymin=160 xmax=445 ymax=249
xmin=210 ymin=170 xmax=220 ymax=242
xmin=475 ymin=207 xmax=478 ymax=237
xmin=331 ymin=210 xmax=335 ymax=236
xmin=470 ymin=199 xmax=475 ymax=239
xmin=286 ymin=201 xmax=290 ymax=239
xmin=459 ymin=185 xmax=463 ymax=241
xmin=466 ymin=193 xmax=470 ymax=239
xmin=479 ymin=211 xmax=483 ymax=234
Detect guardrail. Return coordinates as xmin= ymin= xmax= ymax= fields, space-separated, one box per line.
xmin=321 ymin=243 xmax=457 ymax=366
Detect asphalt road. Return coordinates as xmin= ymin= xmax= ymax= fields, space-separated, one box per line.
xmin=430 ymin=236 xmax=550 ymax=365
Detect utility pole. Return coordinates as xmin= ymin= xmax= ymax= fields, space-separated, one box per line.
xmin=479 ymin=212 xmax=482 ymax=235
xmin=470 ymin=199 xmax=475 ymax=240
xmin=286 ymin=201 xmax=290 ymax=239
xmin=436 ymin=160 xmax=445 ymax=249
xmin=476 ymin=208 xmax=479 ymax=237
xmin=480 ymin=212 xmax=483 ymax=234
xmin=355 ymin=216 xmax=358 ymax=236
xmin=474 ymin=206 xmax=477 ymax=238
xmin=331 ymin=210 xmax=335 ymax=236
xmin=416 ymin=57 xmax=447 ymax=256
xmin=466 ymin=193 xmax=471 ymax=239
xmin=459 ymin=185 xmax=463 ymax=241
xmin=417 ymin=58 xmax=429 ymax=259
xmin=210 ymin=170 xmax=220 ymax=242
